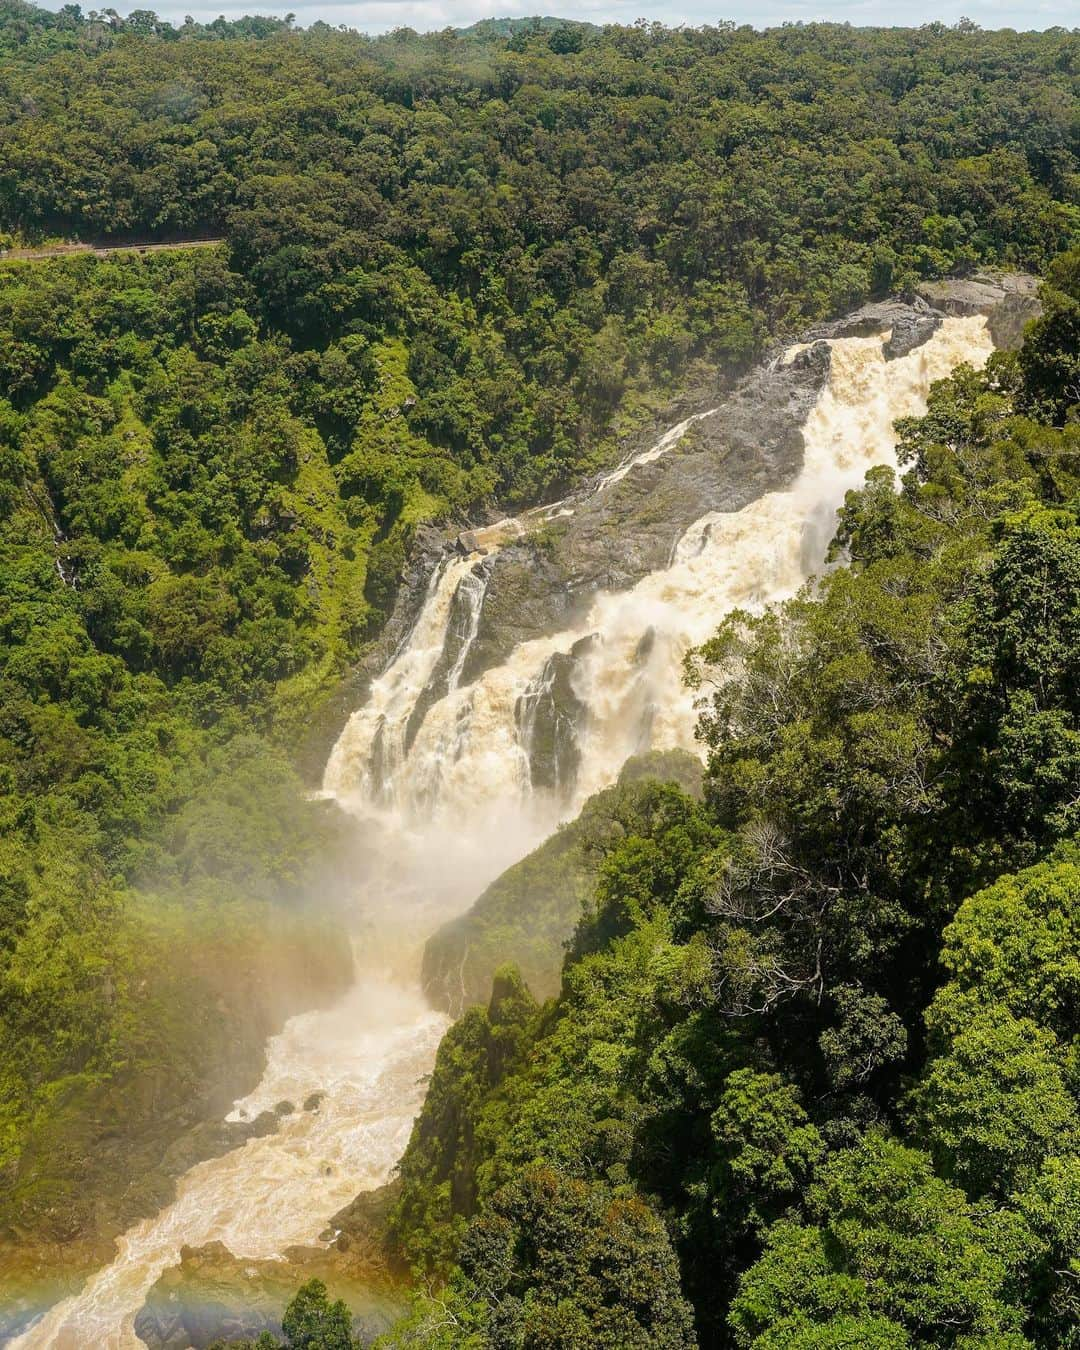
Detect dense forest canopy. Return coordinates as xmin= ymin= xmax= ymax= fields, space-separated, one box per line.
xmin=0 ymin=4 xmax=1078 ymax=1346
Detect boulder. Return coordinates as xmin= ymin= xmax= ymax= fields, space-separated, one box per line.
xmin=915 ymin=270 xmax=1039 ymax=320
xmin=988 ymin=290 xmax=1043 ymax=350
xmin=883 ymin=312 xmax=942 ymax=360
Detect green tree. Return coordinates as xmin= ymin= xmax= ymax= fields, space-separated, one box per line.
xmin=282 ymin=1279 xmax=356 ymax=1350
xmin=459 ymin=1166 xmax=696 ymax=1349
xmin=729 ymin=1135 xmax=1034 ymax=1348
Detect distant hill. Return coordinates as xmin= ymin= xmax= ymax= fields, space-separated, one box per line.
xmin=454 ymin=15 xmax=599 ymax=36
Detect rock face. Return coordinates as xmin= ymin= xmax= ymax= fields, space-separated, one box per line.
xmin=916 ymin=271 xmax=1040 ymax=344
xmin=802 ymin=296 xmax=941 ymax=359
xmin=516 ymin=633 xmax=597 ymax=792
xmin=459 ymin=339 xmax=834 ymax=684
xmin=134 ymin=1190 xmax=404 ymax=1350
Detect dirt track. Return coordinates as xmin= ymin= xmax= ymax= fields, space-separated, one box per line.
xmin=1 ymin=238 xmax=225 ymax=262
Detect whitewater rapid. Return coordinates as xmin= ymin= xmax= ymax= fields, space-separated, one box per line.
xmin=13 ymin=316 xmax=994 ymax=1348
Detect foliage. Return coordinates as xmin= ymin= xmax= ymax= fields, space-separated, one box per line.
xmin=390 ymin=967 xmax=538 ymax=1276
xmin=383 ymin=1168 xmax=695 ymax=1349
xmin=283 ymin=1279 xmax=357 ymax=1350
xmin=2 ymin=11 xmax=1079 ymax=506
xmin=728 ymin=1135 xmax=1034 ymax=1349
xmin=422 ymin=751 xmax=708 ymax=1011
xmin=208 ymin=1279 xmax=360 ymax=1349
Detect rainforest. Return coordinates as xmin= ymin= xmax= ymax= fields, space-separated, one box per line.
xmin=0 ymin=3 xmax=1079 ymax=1347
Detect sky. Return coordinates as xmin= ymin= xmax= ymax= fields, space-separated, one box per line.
xmin=72 ymin=0 xmax=1080 ymax=32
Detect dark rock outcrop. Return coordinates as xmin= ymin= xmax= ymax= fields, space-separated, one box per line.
xmin=516 ymin=633 xmax=597 ymax=793
xmin=909 ymin=272 xmax=1039 ymax=351
xmin=883 ymin=312 xmax=942 ymax=360
xmin=461 ymin=339 xmax=834 ymax=683
xmin=804 ymin=296 xmax=941 ymax=357
xmin=446 ymin=276 xmax=1039 ymax=693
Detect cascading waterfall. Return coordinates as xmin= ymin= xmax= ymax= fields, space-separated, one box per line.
xmin=13 ymin=315 xmax=994 ymax=1349
xmin=323 ymin=552 xmax=480 ymax=804
xmin=329 ymin=316 xmax=993 ymax=820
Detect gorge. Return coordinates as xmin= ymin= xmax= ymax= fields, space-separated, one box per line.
xmin=11 ymin=282 xmax=1024 ymax=1349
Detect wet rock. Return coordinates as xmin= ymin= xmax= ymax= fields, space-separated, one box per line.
xmin=430 ymin=280 xmax=1041 ymax=692
xmin=633 ymin=627 xmax=656 ymax=665
xmin=160 ymin=1109 xmax=280 ymax=1178
xmin=883 ymin=312 xmax=942 ymax=360
xmin=909 ymin=272 xmax=1041 ymax=350
xmin=274 ymin=1100 xmax=294 ymax=1117
xmin=515 ymin=634 xmax=598 ymax=795
xmin=454 ymin=529 xmax=486 ymax=555
xmin=915 ymin=270 xmax=1038 ymax=320
xmin=463 ymin=338 xmax=832 ymax=679
xmin=805 ymin=297 xmax=939 ymax=355
xmin=402 ymin=559 xmax=492 ymax=754
xmin=303 ymin=1091 xmax=325 ymax=1112
xmin=458 ymin=547 xmax=578 ymax=687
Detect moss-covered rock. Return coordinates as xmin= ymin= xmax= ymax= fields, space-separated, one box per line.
xmin=421 ymin=750 xmax=704 ymax=1013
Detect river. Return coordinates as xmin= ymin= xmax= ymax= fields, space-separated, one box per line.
xmin=12 ymin=314 xmax=994 ymax=1348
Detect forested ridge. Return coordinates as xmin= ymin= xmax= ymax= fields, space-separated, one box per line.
xmin=0 ymin=3 xmax=1078 ymax=1344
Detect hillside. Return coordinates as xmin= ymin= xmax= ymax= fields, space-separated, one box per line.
xmin=0 ymin=7 xmax=1077 ymax=1345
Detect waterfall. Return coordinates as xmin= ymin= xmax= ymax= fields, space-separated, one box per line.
xmin=329 ymin=316 xmax=994 ymax=821
xmin=12 ymin=315 xmax=994 ymax=1350
xmin=322 ymin=552 xmax=481 ymax=803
